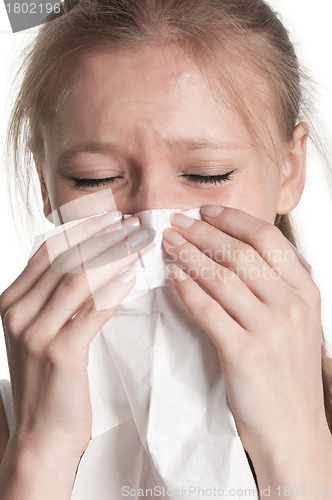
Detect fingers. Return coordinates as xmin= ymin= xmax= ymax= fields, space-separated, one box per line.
xmin=50 ymin=216 xmax=144 ymax=273
xmin=78 ymin=226 xmax=153 ymax=272
xmin=200 ymin=206 xmax=313 ymax=289
xmin=169 ymin=212 xmax=292 ymax=308
xmin=167 ymin=264 xmax=245 ymax=361
xmin=162 ymin=235 xmax=269 ymax=333
xmin=0 ymin=210 xmax=123 ymax=315
xmin=4 ymin=219 xmax=150 ymax=334
xmin=26 ymin=261 xmax=139 ymax=347
xmin=54 ymin=267 xmax=138 ymax=351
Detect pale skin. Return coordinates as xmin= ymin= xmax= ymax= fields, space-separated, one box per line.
xmin=0 ymin=44 xmax=332 ymax=499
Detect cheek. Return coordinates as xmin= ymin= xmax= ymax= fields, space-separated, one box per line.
xmin=217 ymin=167 xmax=280 ymax=223
xmin=44 ymin=170 xmax=78 ymax=211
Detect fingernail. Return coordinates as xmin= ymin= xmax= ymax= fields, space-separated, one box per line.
xmin=169 ymin=265 xmax=189 ymax=281
xmin=127 ymin=228 xmax=149 ymax=248
xmin=114 ymin=266 xmax=136 ymax=283
xmin=99 ymin=210 xmax=122 ymax=226
xmin=163 ymin=228 xmax=187 ymax=246
xmin=200 ymin=205 xmax=224 ymax=218
xmin=123 ymin=216 xmax=140 ymax=228
xmin=170 ymin=212 xmax=196 ymax=230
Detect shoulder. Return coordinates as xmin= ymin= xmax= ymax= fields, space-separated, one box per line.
xmin=0 ymin=380 xmax=11 ymax=464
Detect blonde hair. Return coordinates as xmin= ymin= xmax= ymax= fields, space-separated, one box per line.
xmin=5 ymin=0 xmax=332 ymax=484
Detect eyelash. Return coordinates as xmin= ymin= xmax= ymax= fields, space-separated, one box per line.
xmin=72 ymin=169 xmax=236 ymax=188
xmin=181 ymin=170 xmax=236 ymax=185
xmin=73 ymin=176 xmax=122 ymax=188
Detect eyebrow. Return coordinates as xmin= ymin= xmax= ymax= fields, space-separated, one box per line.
xmin=58 ymin=138 xmax=241 ymax=163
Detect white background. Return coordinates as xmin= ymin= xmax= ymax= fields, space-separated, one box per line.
xmin=0 ymin=1 xmax=332 ymax=380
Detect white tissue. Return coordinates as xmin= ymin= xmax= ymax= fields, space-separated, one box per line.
xmin=30 ymin=207 xmax=258 ymax=500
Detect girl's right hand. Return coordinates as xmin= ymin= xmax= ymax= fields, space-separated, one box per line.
xmin=0 ymin=211 xmax=149 ymax=461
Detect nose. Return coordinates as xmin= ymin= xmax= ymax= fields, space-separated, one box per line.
xmin=126 ymin=174 xmax=176 ymax=214
xmin=116 ymin=159 xmax=190 ymax=214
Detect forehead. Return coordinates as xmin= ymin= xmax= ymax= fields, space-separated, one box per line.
xmin=44 ymin=45 xmax=280 ymax=155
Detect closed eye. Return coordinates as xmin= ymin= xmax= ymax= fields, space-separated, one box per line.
xmin=181 ymin=169 xmax=236 ymax=185
xmin=72 ymin=176 xmax=122 ymax=188
xmin=72 ymin=169 xmax=236 ymax=188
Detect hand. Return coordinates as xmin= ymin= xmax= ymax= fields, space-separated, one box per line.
xmin=0 ymin=212 xmax=149 ymax=459
xmin=162 ymin=205 xmax=329 ymax=457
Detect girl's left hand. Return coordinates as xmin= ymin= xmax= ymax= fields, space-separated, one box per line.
xmin=162 ymin=205 xmax=330 ymax=459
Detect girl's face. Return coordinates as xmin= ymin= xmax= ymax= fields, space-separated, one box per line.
xmin=38 ymin=45 xmax=307 ymax=223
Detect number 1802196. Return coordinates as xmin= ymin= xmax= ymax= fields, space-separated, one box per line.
xmin=275 ymin=486 xmax=331 ymax=497
xmin=5 ymin=3 xmax=61 ymax=15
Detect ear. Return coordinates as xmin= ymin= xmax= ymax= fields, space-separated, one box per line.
xmin=33 ymin=154 xmax=52 ymax=221
xmin=276 ymin=122 xmax=309 ymax=215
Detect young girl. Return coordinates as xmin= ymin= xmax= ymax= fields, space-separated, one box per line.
xmin=1 ymin=0 xmax=332 ymax=498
